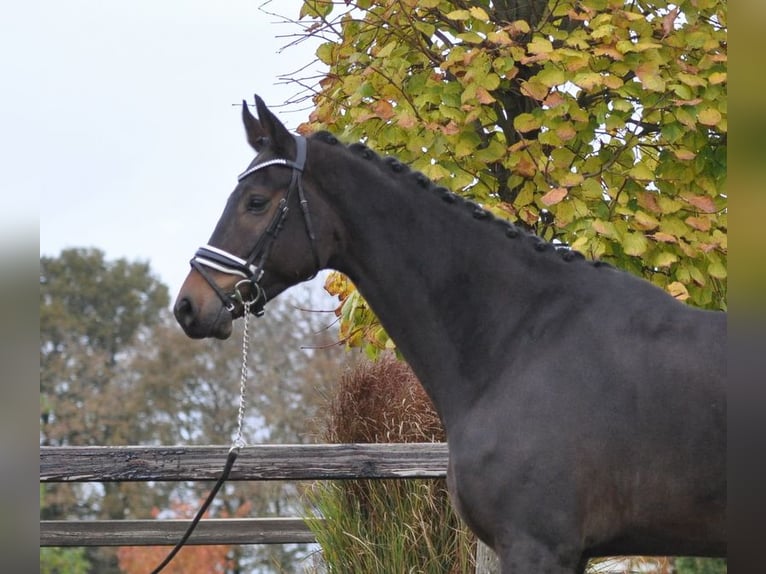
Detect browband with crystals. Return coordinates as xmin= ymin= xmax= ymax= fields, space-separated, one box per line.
xmin=237 ymin=157 xmax=303 ymax=181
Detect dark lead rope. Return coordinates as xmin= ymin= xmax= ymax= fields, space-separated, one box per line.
xmin=153 ymin=136 xmax=319 ymax=572
xmin=151 ymin=140 xmax=311 ymax=573
xmin=150 ymin=447 xmax=239 ymax=574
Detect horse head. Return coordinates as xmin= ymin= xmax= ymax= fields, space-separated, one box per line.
xmin=174 ymin=95 xmax=335 ymax=339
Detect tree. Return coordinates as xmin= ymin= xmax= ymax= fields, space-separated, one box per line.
xmin=288 ymin=0 xmax=727 ymax=355
xmin=41 ymin=248 xmax=347 ymax=573
xmin=40 ymin=248 xmax=170 ymax=573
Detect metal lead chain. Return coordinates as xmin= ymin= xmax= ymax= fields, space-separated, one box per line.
xmin=233 ymin=299 xmax=251 ymax=449
xmin=151 ymin=298 xmax=252 ymax=573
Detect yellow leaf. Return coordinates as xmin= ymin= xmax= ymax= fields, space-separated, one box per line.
xmin=376 ymin=41 xmax=396 ymax=59
xmin=653 ymin=251 xmax=679 ymax=268
xmin=446 ymin=9 xmax=471 ymax=20
xmin=513 ymin=112 xmax=541 ymax=133
xmin=592 ymin=219 xmax=617 ymax=238
xmin=458 ymin=31 xmax=485 ymax=44
xmin=651 ymin=232 xmax=677 ymax=244
xmin=528 ymin=37 xmax=554 ymax=55
xmin=708 ymin=71 xmax=727 ymax=85
xmin=623 ymin=232 xmax=649 ymax=256
xmin=667 ymin=281 xmax=690 ymax=301
xmin=469 ymin=6 xmax=489 ymax=20
xmin=573 ymin=72 xmax=603 ymax=90
xmin=373 ymin=99 xmax=395 ymax=120
xmin=602 ymin=74 xmax=624 ymax=89
xmin=684 ymin=193 xmax=717 ymax=213
xmin=555 ymin=123 xmax=577 ymax=142
xmin=316 ymin=42 xmax=335 ymax=65
xmin=537 ymin=67 xmax=566 ymax=87
xmin=629 ymin=163 xmax=655 ymax=180
xmin=633 ymin=211 xmax=660 ymax=230
xmin=476 ymin=86 xmax=496 ymax=104
xmin=559 ymin=172 xmax=584 ymax=187
xmin=698 ymin=107 xmax=722 ymax=126
xmin=635 ymin=62 xmax=666 ymax=92
xmin=677 ymin=73 xmax=707 ymax=87
xmin=685 ymin=216 xmax=711 ymax=231
xmin=541 ymin=187 xmax=568 ymax=206
xmin=520 ymin=79 xmax=549 ymax=101
xmin=707 ymin=260 xmax=727 ymax=279
xmin=487 ymin=30 xmax=513 ymax=46
xmin=514 ymin=182 xmax=535 ymax=206
xmin=508 ymin=20 xmax=531 ymax=35
xmin=397 ymin=113 xmax=417 ymax=129
xmin=515 ymin=156 xmax=537 ymax=178
xmin=440 ymin=120 xmax=460 ymax=135
xmin=673 ymin=149 xmax=696 ymax=160
xmin=570 ymin=235 xmax=590 ymax=252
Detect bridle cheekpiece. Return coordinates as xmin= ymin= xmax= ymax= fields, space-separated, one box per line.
xmin=189 ymin=135 xmax=318 ymax=316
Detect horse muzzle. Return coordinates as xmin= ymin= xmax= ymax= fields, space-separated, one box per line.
xmin=174 ymin=291 xmax=234 ymax=340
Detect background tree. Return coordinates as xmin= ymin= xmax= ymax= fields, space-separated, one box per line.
xmin=41 ymin=249 xmax=346 ymax=573
xmin=287 ymin=0 xmax=727 ymax=355
xmin=282 ymin=1 xmax=726 ymax=572
xmin=40 ymin=248 xmax=170 ymax=573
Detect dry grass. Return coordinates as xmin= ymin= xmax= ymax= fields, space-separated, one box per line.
xmin=325 ymin=354 xmax=445 ymax=444
xmin=306 ymin=354 xmax=475 ymax=573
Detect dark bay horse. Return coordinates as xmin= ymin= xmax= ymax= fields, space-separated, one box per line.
xmin=174 ymin=95 xmax=726 ymax=573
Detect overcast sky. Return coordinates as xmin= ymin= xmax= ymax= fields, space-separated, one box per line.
xmin=6 ymin=0 xmax=326 ymax=300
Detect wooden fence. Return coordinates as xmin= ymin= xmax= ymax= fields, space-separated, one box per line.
xmin=40 ymin=443 xmax=498 ymax=571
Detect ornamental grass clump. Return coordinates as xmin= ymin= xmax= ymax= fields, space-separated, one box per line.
xmin=306 ymin=354 xmax=475 ymax=573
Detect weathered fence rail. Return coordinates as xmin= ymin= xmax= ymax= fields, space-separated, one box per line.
xmin=41 ymin=518 xmax=317 ymax=547
xmin=40 ymin=443 xmax=449 ymax=483
xmin=40 ymin=442 xmax=500 ymax=573
xmin=40 ymin=443 xmax=449 ymax=547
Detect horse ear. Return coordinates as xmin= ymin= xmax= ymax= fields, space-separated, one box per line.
xmin=242 ymin=100 xmax=268 ymax=152
xmin=253 ymin=94 xmax=294 ymax=155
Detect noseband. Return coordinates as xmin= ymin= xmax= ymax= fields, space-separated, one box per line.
xmin=189 ymin=135 xmax=319 ymax=316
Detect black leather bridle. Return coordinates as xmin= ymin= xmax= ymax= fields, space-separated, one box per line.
xmin=189 ymin=135 xmax=319 ymax=316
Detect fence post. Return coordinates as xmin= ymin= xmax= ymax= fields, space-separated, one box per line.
xmin=475 ymin=540 xmax=500 ymax=574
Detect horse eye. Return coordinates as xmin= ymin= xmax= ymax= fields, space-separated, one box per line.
xmin=247 ymin=195 xmax=269 ymax=213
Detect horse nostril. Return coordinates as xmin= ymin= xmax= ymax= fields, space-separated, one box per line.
xmin=174 ymin=296 xmax=195 ymax=325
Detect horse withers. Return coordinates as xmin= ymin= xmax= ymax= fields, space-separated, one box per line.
xmin=174 ymin=95 xmax=726 ymax=573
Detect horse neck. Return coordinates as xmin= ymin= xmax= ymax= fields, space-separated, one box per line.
xmin=316 ymin=148 xmax=565 ymax=428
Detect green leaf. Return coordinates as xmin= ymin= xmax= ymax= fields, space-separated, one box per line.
xmin=707 ymin=259 xmax=727 ymax=279
xmin=528 ymin=37 xmax=554 ymax=55
xmin=316 ymin=42 xmax=335 ymax=65
xmin=458 ymin=31 xmax=485 ymax=44
xmin=629 ymin=163 xmax=655 ymax=180
xmin=514 ymin=113 xmax=541 ymax=133
xmin=623 ymin=232 xmax=649 ymax=256
xmin=698 ymin=107 xmax=722 ymax=126
xmin=455 ymin=130 xmax=482 ymax=157
xmin=446 ymin=9 xmax=471 ymax=20
xmin=537 ymin=66 xmax=566 ymax=87
xmin=653 ymin=251 xmax=679 ymax=268
xmin=469 ymin=6 xmax=490 ymax=20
